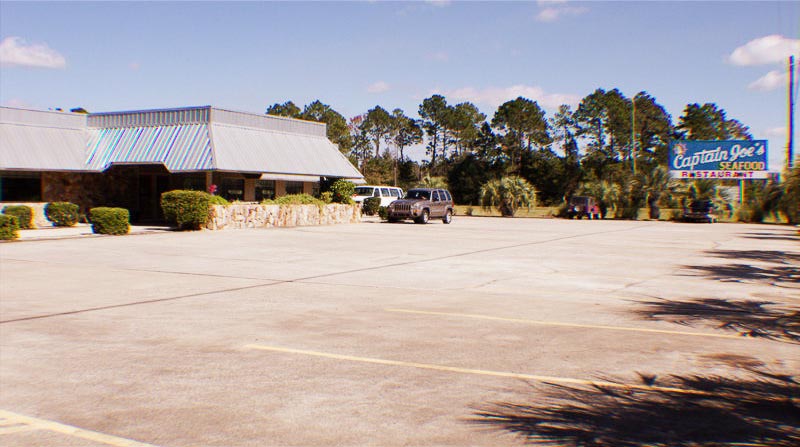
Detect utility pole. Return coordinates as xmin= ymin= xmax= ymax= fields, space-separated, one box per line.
xmin=631 ymin=93 xmax=636 ymax=174
xmin=789 ymin=55 xmax=795 ymax=169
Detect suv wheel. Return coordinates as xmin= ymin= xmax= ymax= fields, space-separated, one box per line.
xmin=415 ymin=209 xmax=429 ymax=224
xmin=442 ymin=209 xmax=452 ymax=224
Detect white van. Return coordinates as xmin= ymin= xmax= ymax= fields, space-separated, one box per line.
xmin=352 ymin=185 xmax=404 ymax=207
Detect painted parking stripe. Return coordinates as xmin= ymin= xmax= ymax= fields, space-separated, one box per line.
xmin=0 ymin=410 xmax=159 ymax=447
xmin=244 ymin=344 xmax=708 ymax=395
xmin=386 ymin=308 xmax=746 ymax=340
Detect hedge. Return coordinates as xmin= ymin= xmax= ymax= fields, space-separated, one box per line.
xmin=90 ymin=207 xmax=130 ymax=235
xmin=329 ymin=179 xmax=355 ymax=204
xmin=2 ymin=205 xmax=33 ymax=229
xmin=0 ymin=215 xmax=19 ymax=240
xmin=363 ymin=197 xmax=381 ymax=216
xmin=45 ymin=202 xmax=79 ymax=227
xmin=161 ymin=190 xmax=214 ymax=230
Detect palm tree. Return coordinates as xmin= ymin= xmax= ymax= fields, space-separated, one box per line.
xmin=581 ymin=180 xmax=620 ymax=219
xmin=779 ymin=166 xmax=800 ymax=224
xmin=634 ymin=166 xmax=671 ymax=219
xmin=480 ymin=176 xmax=536 ymax=217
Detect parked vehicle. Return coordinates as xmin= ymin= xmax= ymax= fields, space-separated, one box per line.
xmin=352 ymin=186 xmax=404 ymax=207
xmin=386 ymin=188 xmax=454 ymax=224
xmin=566 ymin=196 xmax=597 ymax=219
xmin=682 ymin=200 xmax=716 ymax=223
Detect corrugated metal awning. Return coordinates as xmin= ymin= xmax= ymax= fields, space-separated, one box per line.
xmin=0 ymin=121 xmax=90 ymax=171
xmin=85 ymin=124 xmax=214 ymax=172
xmin=211 ymin=123 xmax=364 ymax=180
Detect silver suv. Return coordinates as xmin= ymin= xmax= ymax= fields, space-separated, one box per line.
xmin=386 ymin=188 xmax=454 ymax=224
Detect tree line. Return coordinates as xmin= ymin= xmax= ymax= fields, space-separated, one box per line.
xmin=266 ymin=89 xmax=798 ymax=223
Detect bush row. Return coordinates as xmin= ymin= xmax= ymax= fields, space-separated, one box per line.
xmin=0 ymin=215 xmax=19 ymax=240
xmin=2 ymin=205 xmax=33 ymax=229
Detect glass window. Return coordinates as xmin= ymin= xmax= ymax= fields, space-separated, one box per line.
xmin=373 ymin=189 xmax=380 ymax=197
xmin=405 ymin=190 xmax=430 ymax=200
xmin=354 ymin=187 xmax=374 ymax=196
xmin=432 ymin=191 xmax=440 ymax=201
xmin=392 ymin=189 xmax=402 ymax=198
xmin=220 ymin=177 xmax=244 ymax=201
xmin=255 ymin=180 xmax=275 ymax=201
xmin=0 ymin=173 xmax=42 ymax=201
xmin=445 ymin=191 xmax=452 ymax=201
xmin=381 ymin=188 xmax=390 ymax=197
xmin=285 ymin=181 xmax=303 ymax=195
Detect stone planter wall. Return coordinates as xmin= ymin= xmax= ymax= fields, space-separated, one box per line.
xmin=206 ymin=204 xmax=361 ymax=230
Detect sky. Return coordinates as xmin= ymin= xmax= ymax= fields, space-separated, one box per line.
xmin=1 ymin=0 xmax=799 ymax=170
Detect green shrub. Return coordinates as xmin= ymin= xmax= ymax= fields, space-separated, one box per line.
xmin=377 ymin=206 xmax=388 ymax=220
xmin=262 ymin=194 xmax=326 ymax=210
xmin=89 ymin=207 xmax=130 ymax=235
xmin=45 ymin=202 xmax=79 ymax=227
xmin=329 ymin=179 xmax=355 ymax=204
xmin=319 ymin=191 xmax=334 ymax=203
xmin=160 ymin=190 xmax=213 ymax=230
xmin=363 ymin=197 xmax=381 ymax=216
xmin=0 ymin=215 xmax=19 ymax=240
xmin=208 ymin=195 xmax=230 ymax=206
xmin=2 ymin=205 xmax=33 ymax=229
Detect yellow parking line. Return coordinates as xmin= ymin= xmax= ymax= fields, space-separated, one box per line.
xmin=244 ymin=344 xmax=707 ymax=395
xmin=0 ymin=410 xmax=159 ymax=447
xmin=386 ymin=308 xmax=746 ymax=340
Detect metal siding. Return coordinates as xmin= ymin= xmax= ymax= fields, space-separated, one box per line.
xmin=211 ymin=108 xmax=326 ymax=138
xmin=210 ymin=123 xmax=363 ymax=179
xmin=0 ymin=122 xmax=89 ymax=171
xmin=86 ymin=124 xmax=213 ymax=171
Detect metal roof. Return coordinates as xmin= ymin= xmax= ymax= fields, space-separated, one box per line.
xmin=1 ymin=106 xmax=364 ymax=180
xmin=86 ymin=124 xmax=213 ymax=171
xmin=0 ymin=108 xmax=90 ymax=171
xmin=211 ymin=122 xmax=363 ymax=178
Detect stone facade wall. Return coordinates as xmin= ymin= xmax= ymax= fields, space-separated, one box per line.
xmin=206 ymin=204 xmax=361 ymax=230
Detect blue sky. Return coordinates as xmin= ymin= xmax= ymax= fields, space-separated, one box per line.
xmin=1 ymin=1 xmax=798 ymax=169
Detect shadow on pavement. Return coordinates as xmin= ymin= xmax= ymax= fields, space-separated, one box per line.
xmin=472 ymin=369 xmax=799 ymax=447
xmin=681 ymin=263 xmax=799 ymax=285
xmin=636 ymin=298 xmax=799 ymax=343
xmin=706 ymin=249 xmax=800 ymax=264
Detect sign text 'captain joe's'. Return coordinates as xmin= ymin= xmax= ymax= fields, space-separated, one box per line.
xmin=669 ymin=140 xmax=768 ymax=180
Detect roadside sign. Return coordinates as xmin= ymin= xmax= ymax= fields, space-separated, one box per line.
xmin=669 ymin=140 xmax=768 ymax=179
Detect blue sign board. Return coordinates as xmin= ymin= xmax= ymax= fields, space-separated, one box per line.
xmin=669 ymin=140 xmax=768 ymax=179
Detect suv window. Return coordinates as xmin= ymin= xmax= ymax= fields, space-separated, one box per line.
xmin=381 ymin=188 xmax=390 ymax=197
xmin=445 ymin=191 xmax=452 ymax=201
xmin=432 ymin=191 xmax=440 ymax=201
xmin=392 ymin=189 xmax=402 ymax=198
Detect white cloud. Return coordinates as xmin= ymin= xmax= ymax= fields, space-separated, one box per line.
xmin=0 ymin=36 xmax=66 ymax=69
xmin=442 ymin=84 xmax=580 ymax=110
xmin=367 ymin=81 xmax=390 ymax=94
xmin=765 ymin=126 xmax=786 ymax=138
xmin=729 ymin=35 xmax=800 ymax=66
xmin=535 ymin=1 xmax=588 ymax=22
xmin=426 ymin=51 xmax=449 ymax=62
xmin=2 ymin=98 xmax=33 ymax=109
xmin=748 ymin=70 xmax=787 ymax=91
xmin=425 ymin=0 xmax=451 ymax=7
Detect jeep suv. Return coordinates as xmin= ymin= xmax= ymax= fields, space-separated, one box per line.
xmin=386 ymin=188 xmax=454 ymax=224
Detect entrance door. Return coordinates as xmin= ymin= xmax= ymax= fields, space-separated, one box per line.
xmin=137 ymin=174 xmax=170 ymax=222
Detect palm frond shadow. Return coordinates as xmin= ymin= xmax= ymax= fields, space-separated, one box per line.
xmin=708 ymin=249 xmax=800 ymax=264
xmin=636 ymin=298 xmax=799 ymax=343
xmin=681 ymin=263 xmax=800 ymax=285
xmin=472 ymin=370 xmax=799 ymax=447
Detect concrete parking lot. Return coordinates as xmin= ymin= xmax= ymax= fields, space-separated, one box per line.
xmin=1 ymin=217 xmax=798 ymax=446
